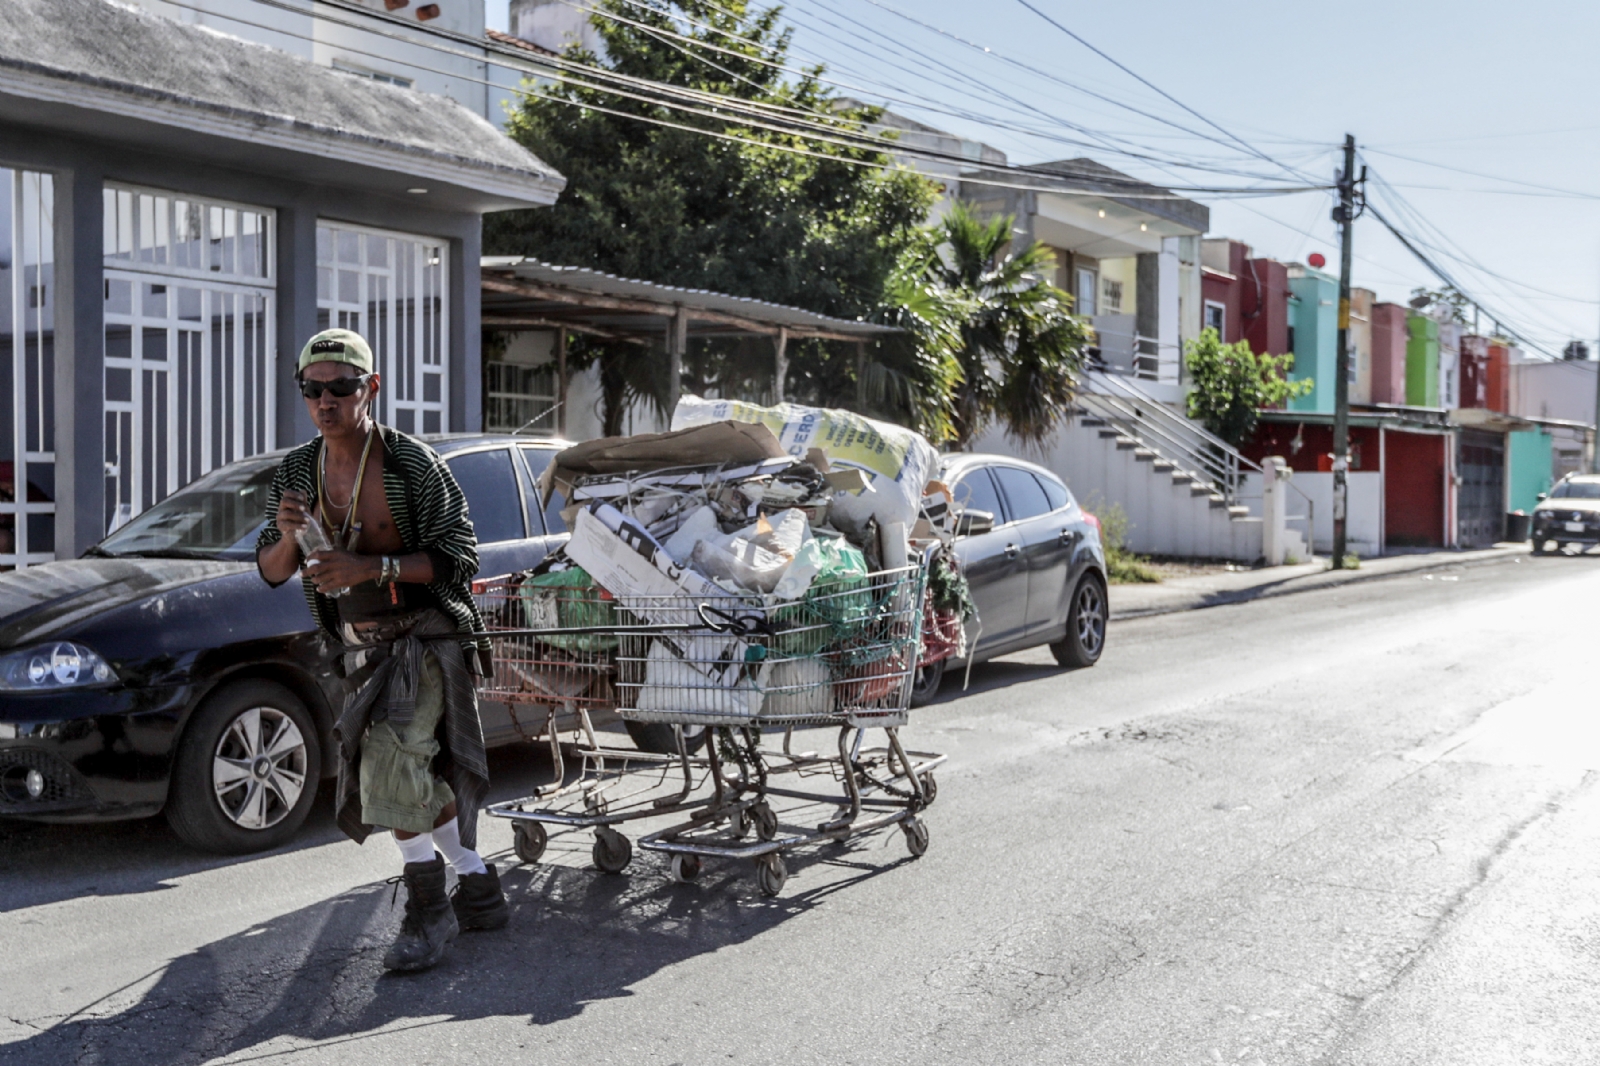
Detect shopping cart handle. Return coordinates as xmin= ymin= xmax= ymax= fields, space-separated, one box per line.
xmin=697 ymin=602 xmax=773 ymax=637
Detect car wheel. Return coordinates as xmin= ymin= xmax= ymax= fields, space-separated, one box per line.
xmin=1051 ymin=574 xmax=1107 ymax=669
xmin=166 ymin=680 xmax=321 ymax=855
xmin=624 ymin=720 xmax=708 ymax=756
xmin=908 ymin=656 xmax=947 ymax=708
xmin=1532 ymin=539 xmax=1548 ymax=555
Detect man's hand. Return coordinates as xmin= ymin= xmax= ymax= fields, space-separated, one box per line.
xmin=304 ymin=549 xmax=381 ymax=594
xmin=276 ymin=489 xmax=313 ymax=539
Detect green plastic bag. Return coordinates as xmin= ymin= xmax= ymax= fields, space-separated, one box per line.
xmin=519 ymin=566 xmax=618 ymax=653
xmin=769 ymin=539 xmax=872 ymax=658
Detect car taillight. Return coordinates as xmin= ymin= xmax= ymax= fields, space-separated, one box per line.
xmin=1083 ymin=511 xmax=1102 ymax=537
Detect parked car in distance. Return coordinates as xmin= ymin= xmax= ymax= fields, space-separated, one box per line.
xmin=910 ymin=454 xmax=1108 ymax=705
xmin=0 ymin=434 xmax=574 ymax=854
xmin=1531 ymin=474 xmax=1600 ymax=555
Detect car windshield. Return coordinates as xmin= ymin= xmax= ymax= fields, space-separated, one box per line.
xmin=1550 ymin=481 xmax=1600 ymax=499
xmin=95 ymin=459 xmax=277 ymax=560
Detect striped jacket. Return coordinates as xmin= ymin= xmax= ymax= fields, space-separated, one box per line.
xmin=255 ymin=424 xmax=489 ymax=663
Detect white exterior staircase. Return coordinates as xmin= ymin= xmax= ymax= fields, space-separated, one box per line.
xmin=975 ymin=371 xmax=1311 ymax=564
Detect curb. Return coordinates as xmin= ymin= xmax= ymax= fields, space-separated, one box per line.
xmin=1108 ymin=547 xmax=1529 ymax=622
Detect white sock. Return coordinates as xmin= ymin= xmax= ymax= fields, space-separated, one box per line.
xmin=393 ymin=830 xmax=436 ymax=866
xmin=432 ymin=816 xmax=488 ymax=876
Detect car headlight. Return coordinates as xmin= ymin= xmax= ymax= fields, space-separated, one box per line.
xmin=0 ymin=642 xmax=118 ymax=691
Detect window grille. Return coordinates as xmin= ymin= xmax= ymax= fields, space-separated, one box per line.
xmin=484 ymin=361 xmax=557 ymax=435
xmin=316 ymin=223 xmax=448 ymax=435
xmin=0 ymin=169 xmax=57 ymax=568
xmin=103 ymin=185 xmax=276 ymax=533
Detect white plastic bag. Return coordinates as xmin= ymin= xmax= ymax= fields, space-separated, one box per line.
xmin=634 ymin=638 xmax=759 ymax=718
xmin=756 ymin=657 xmax=833 ymax=719
xmin=672 ymin=396 xmax=938 ymax=530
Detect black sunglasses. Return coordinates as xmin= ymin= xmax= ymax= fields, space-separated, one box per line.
xmin=298 ymin=374 xmax=373 ymax=400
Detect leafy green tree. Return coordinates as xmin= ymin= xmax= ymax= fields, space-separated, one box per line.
xmin=1183 ymin=328 xmax=1311 ymax=447
xmin=918 ymin=202 xmax=1090 ymax=449
xmin=486 ymin=0 xmax=936 ymax=432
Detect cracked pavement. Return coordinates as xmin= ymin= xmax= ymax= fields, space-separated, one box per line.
xmin=3 ymin=555 xmax=1597 ymax=1064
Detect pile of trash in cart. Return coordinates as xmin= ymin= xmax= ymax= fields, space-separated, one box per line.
xmin=490 ymin=396 xmax=976 ymax=721
xmin=474 ymin=397 xmax=972 ymax=895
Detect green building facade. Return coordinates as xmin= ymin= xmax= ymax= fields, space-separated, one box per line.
xmin=1406 ymin=314 xmax=1440 ymax=407
xmin=1287 ymin=267 xmax=1338 ymax=414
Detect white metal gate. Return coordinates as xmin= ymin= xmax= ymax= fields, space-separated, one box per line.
xmin=316 ymin=222 xmax=449 ymax=435
xmin=0 ymin=168 xmax=57 ymax=568
xmin=103 ymin=185 xmax=276 ymax=531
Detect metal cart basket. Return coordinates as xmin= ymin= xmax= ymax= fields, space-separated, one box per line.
xmin=476 ymin=561 xmax=944 ymax=896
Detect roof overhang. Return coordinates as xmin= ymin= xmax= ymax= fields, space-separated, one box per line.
xmin=0 ymin=0 xmax=565 ymax=214
xmin=481 ymin=259 xmax=900 ymax=344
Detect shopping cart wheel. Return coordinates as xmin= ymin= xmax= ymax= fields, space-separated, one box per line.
xmin=902 ymin=816 xmax=930 ymax=858
xmin=670 ymin=853 xmax=703 ymax=883
xmin=592 ymin=827 xmax=632 ymax=874
xmin=755 ymin=853 xmax=788 ymax=897
xmin=731 ymin=808 xmax=752 ymax=840
xmin=918 ymin=771 xmax=939 ymax=807
xmin=751 ymin=801 xmax=779 ymax=842
xmin=512 ymin=821 xmax=548 ymax=865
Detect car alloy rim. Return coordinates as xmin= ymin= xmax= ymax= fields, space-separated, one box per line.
xmin=212 ymin=706 xmax=307 ymax=830
xmin=1077 ymin=583 xmax=1106 ymax=655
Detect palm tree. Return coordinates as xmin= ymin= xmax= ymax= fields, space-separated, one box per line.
xmin=922 ymin=202 xmax=1089 ymax=450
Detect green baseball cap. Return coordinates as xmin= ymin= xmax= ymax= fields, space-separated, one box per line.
xmin=297 ymin=328 xmax=374 ymax=375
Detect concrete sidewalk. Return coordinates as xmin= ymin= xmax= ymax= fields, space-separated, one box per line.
xmin=1109 ymin=543 xmax=1532 ymax=620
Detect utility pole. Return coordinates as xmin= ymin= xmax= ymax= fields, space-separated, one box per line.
xmin=1331 ymin=134 xmax=1364 ymax=568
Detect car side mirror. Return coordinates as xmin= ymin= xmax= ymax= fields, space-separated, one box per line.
xmin=1536 ymin=492 xmax=1547 ymax=501
xmin=956 ymin=509 xmax=994 ymax=536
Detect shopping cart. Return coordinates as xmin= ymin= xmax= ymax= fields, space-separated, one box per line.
xmin=617 ymin=562 xmax=945 ymax=896
xmin=474 ymin=575 xmax=725 ymax=875
xmin=474 ymin=562 xmax=945 ymax=896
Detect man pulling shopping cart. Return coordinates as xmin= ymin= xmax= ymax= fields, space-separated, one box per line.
xmin=256 ymin=328 xmax=507 ymax=972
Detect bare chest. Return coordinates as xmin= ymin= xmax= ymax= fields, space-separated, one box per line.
xmin=320 ymin=444 xmax=405 ymax=554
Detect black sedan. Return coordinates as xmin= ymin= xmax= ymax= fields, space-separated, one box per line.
xmin=0 ymin=435 xmax=569 ymax=853
xmin=1531 ymin=474 xmax=1600 ymax=554
xmin=910 ymin=453 xmax=1108 ymax=703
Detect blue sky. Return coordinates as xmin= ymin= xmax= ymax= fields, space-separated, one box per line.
xmin=486 ymin=0 xmax=1600 ymax=357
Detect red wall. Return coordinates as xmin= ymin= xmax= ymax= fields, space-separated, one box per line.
xmin=1369 ymin=303 xmax=1408 ymax=404
xmin=1459 ymin=335 xmax=1489 ymax=409
xmin=1242 ymin=422 xmax=1382 ymax=472
xmin=1241 ymin=257 xmax=1290 ymax=356
xmin=1384 ymin=430 xmax=1446 ymax=547
xmin=1485 ymin=343 xmax=1510 ymax=413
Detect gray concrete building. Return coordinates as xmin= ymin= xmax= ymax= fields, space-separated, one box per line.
xmin=0 ymin=0 xmax=563 ymax=566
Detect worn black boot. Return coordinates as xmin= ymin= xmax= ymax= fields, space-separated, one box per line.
xmin=383 ymin=855 xmax=459 ymax=972
xmin=451 ymin=864 xmax=510 ymax=931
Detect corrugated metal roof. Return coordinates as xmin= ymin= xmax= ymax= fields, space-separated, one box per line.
xmin=481 ymin=258 xmax=899 ymax=339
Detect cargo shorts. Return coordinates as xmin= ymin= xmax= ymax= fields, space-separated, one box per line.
xmin=358 ymin=647 xmax=456 ymax=834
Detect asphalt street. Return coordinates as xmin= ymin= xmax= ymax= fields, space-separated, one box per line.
xmin=3 ymin=554 xmax=1597 ymax=1065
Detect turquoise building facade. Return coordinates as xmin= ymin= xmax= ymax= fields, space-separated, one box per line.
xmin=1506 ymin=429 xmax=1554 ymax=512
xmin=1287 ymin=266 xmax=1339 ymax=414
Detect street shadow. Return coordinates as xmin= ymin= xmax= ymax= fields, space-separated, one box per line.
xmin=0 ymin=743 xmax=568 ymax=914
xmin=919 ymin=658 xmax=1064 ymax=707
xmin=4 ymin=822 xmax=905 ymax=1065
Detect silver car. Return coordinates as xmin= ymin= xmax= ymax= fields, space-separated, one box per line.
xmin=911 ymin=454 xmax=1109 ymax=704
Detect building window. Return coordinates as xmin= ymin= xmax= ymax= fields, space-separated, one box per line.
xmin=1204 ymin=300 xmax=1226 ymax=336
xmin=484 ymin=361 xmax=558 ymax=435
xmin=1076 ymin=267 xmax=1097 ymax=316
xmin=1 ymin=169 xmax=57 ymax=568
xmin=103 ymin=187 xmax=275 ymax=534
xmin=1101 ymin=278 xmax=1123 ymax=314
xmin=331 ymin=59 xmax=414 ymax=88
xmin=316 ymin=223 xmax=449 ymax=435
